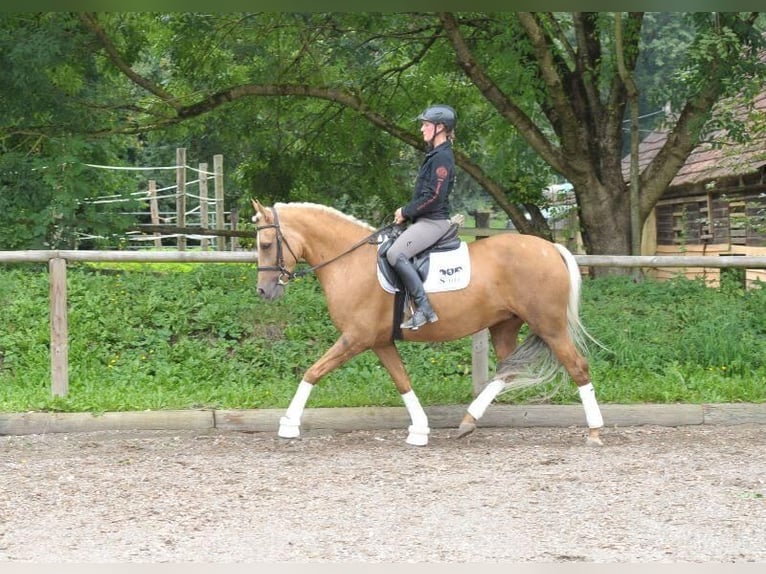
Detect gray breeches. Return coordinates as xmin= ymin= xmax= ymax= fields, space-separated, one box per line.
xmin=386 ymin=218 xmax=451 ymax=265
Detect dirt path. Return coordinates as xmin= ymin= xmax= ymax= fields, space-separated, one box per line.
xmin=1 ymin=424 xmax=765 ymax=563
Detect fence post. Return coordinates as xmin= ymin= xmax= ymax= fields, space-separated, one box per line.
xmin=214 ymin=154 xmax=225 ymax=251
xmin=199 ymin=162 xmax=209 ymax=251
xmin=148 ymin=180 xmax=162 ymax=249
xmin=176 ymin=148 xmax=187 ymax=251
xmin=49 ymin=257 xmax=68 ymax=397
xmin=471 ymin=210 xmax=492 ymax=397
xmin=230 ymin=208 xmax=239 ymax=251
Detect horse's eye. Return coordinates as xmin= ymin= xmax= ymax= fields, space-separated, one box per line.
xmin=259 ymin=241 xmax=272 ymax=250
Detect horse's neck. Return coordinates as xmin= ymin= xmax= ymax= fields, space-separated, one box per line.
xmin=284 ymin=208 xmax=378 ymax=312
xmin=285 ymin=209 xmax=372 ymax=267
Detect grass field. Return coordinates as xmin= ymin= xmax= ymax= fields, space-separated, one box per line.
xmin=0 ymin=262 xmax=763 ymax=413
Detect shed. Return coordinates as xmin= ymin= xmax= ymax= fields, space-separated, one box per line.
xmin=624 ymin=90 xmax=766 ymax=288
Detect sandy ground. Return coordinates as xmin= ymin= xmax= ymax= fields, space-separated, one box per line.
xmin=1 ymin=424 xmax=765 ymax=563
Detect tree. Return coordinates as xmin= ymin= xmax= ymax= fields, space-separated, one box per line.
xmin=0 ymin=13 xmax=141 ymax=249
xmin=74 ymin=12 xmax=555 ymax=235
xmin=4 ymin=13 xmax=765 ymax=258
xmin=440 ymin=12 xmax=765 ymax=259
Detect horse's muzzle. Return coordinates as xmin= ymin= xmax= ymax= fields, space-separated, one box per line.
xmin=257 ymin=283 xmax=285 ymax=301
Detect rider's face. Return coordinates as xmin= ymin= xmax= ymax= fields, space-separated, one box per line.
xmin=420 ymin=121 xmax=439 ymax=142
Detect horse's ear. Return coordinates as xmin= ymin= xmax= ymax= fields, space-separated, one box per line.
xmin=251 ymin=199 xmax=270 ymax=224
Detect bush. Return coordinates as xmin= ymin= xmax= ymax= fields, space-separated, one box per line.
xmin=0 ymin=264 xmax=763 ymax=413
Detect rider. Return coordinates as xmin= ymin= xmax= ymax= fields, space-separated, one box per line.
xmin=387 ymin=104 xmax=457 ymax=330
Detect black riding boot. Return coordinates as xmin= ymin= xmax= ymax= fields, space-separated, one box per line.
xmin=393 ymin=253 xmax=439 ymax=330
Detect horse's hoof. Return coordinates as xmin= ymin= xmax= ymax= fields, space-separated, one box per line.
xmin=406 ymin=425 xmax=430 ymax=446
xmin=278 ymin=416 xmax=301 ymax=439
xmin=456 ymin=422 xmax=476 ymax=439
xmin=586 ymin=429 xmax=603 ymax=447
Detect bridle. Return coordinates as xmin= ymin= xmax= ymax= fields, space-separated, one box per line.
xmin=254 ymin=207 xmax=299 ymax=285
xmin=255 ymin=205 xmax=395 ymax=285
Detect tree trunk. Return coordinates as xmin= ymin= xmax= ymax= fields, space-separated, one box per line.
xmin=575 ymin=177 xmax=632 ymax=276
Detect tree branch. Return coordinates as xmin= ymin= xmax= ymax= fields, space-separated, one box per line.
xmin=638 ymin=79 xmax=723 ymax=219
xmin=603 ymin=13 xmax=643 ymax=149
xmin=545 ymin=12 xmax=577 ymax=66
xmin=637 ymin=11 xmax=763 ymax=219
xmin=178 ymin=82 xmax=537 ymax=234
xmin=437 ymin=12 xmax=568 ymax=178
xmin=516 ymin=13 xmax=584 ymax=160
xmin=78 ymin=13 xmax=180 ymax=113
xmin=572 ymin=13 xmax=605 ymax=134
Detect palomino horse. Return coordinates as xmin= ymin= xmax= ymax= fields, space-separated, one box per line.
xmin=252 ymin=200 xmax=604 ymax=446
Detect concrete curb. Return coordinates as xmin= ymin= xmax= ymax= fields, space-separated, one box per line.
xmin=1 ymin=403 xmax=765 ymax=436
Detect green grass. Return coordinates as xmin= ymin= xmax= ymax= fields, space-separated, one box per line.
xmin=0 ymin=262 xmax=763 ymax=413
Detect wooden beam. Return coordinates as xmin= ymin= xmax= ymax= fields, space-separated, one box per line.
xmin=176 ymin=147 xmax=186 ymax=250
xmin=49 ymin=257 xmax=68 ymax=397
xmin=135 ymin=224 xmax=256 ymax=239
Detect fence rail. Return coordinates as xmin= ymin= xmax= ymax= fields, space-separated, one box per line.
xmin=4 ymin=249 xmax=766 ymax=268
xmin=2 ymin=250 xmax=765 ymax=398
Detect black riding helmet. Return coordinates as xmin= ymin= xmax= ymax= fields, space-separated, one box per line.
xmin=417 ymin=104 xmax=457 ymax=132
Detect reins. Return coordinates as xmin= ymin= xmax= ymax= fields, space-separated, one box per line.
xmin=256 ymin=205 xmax=396 ymax=284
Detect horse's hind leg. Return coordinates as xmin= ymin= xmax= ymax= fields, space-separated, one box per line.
xmin=547 ymin=334 xmax=604 ymax=446
xmin=457 ymin=378 xmax=507 ymax=438
xmin=457 ymin=318 xmax=523 ymax=438
xmin=373 ymin=343 xmax=430 ymax=446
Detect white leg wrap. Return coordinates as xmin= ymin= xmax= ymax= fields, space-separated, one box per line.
xmin=578 ymin=382 xmax=604 ymax=429
xmin=467 ymin=379 xmax=506 ymax=420
xmin=402 ymin=390 xmax=430 ymax=446
xmin=279 ymin=380 xmax=313 ymax=438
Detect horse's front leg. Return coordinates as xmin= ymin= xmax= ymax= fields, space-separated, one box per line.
xmin=373 ymin=343 xmax=430 ymax=446
xmin=278 ymin=334 xmax=366 ymax=440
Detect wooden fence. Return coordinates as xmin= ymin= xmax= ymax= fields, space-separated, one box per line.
xmin=1 ymin=249 xmax=765 ymax=398
xmin=81 ymin=149 xmax=234 ymax=251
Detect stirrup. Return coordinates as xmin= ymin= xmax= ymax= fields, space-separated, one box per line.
xmin=400 ymin=309 xmax=438 ymax=330
xmin=401 ymin=310 xmax=427 ymax=330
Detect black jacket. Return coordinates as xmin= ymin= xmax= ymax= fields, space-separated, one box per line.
xmin=402 ymin=141 xmax=455 ymax=222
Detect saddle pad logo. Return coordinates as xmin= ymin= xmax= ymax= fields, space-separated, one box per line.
xmin=440 ymin=265 xmax=463 ymax=277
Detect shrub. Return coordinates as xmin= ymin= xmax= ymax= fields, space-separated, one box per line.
xmin=0 ymin=264 xmax=763 ymax=412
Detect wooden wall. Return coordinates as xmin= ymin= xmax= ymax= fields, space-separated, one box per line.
xmin=647 ymin=243 xmax=766 ymax=288
xmin=646 ymin=181 xmax=766 ymax=289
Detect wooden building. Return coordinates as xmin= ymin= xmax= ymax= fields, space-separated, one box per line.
xmin=627 ymin=90 xmax=766 ymax=288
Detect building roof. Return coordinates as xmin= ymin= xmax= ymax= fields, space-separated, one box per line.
xmin=622 ymin=90 xmax=766 ymax=187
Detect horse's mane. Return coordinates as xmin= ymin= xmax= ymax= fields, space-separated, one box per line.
xmin=276 ymin=202 xmax=375 ymax=231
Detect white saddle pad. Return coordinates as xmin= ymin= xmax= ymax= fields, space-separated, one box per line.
xmin=378 ymin=241 xmax=471 ymax=294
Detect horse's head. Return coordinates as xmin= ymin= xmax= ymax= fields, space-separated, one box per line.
xmin=252 ymin=199 xmax=298 ymax=301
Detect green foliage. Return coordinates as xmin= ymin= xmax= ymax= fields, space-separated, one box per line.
xmin=2 ymin=12 xmax=766 ymax=254
xmin=579 ymin=274 xmax=766 ymax=404
xmin=662 ymin=13 xmax=766 ymax=138
xmin=0 ymin=265 xmax=763 ymax=413
xmin=0 ymin=13 xmax=146 ymax=249
xmin=0 ymin=139 xmax=145 ymax=249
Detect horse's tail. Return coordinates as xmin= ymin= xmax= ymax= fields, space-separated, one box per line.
xmin=494 ymin=243 xmax=602 ymax=397
xmin=553 ymin=243 xmax=603 ymax=353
